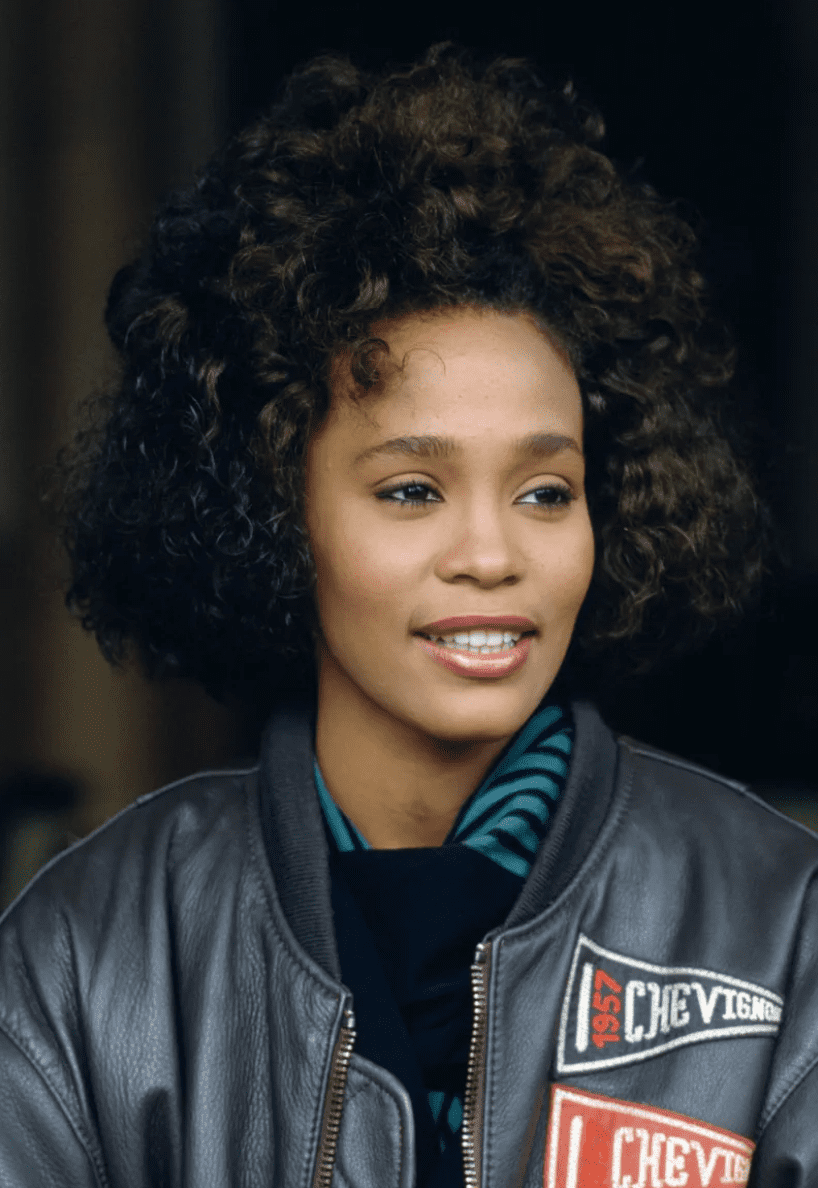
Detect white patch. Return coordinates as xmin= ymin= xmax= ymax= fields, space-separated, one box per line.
xmin=557 ymin=935 xmax=783 ymax=1074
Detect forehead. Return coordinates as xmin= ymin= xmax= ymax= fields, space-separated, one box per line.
xmin=326 ymin=307 xmax=582 ymax=439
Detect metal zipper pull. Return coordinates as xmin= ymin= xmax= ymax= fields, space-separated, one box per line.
xmin=312 ymin=1004 xmax=357 ymax=1188
xmin=462 ymin=941 xmax=492 ymax=1188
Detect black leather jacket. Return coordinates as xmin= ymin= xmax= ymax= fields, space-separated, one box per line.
xmin=0 ymin=701 xmax=816 ymax=1187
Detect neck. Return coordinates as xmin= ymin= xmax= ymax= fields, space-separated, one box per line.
xmin=313 ymin=668 xmax=511 ymax=849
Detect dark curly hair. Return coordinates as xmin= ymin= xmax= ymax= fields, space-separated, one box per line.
xmin=50 ymin=43 xmax=767 ymax=704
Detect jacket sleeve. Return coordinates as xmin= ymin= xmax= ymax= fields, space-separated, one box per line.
xmin=748 ymin=1062 xmax=818 ymax=1187
xmin=0 ymin=1029 xmax=103 ymax=1187
xmin=748 ymin=872 xmax=818 ymax=1187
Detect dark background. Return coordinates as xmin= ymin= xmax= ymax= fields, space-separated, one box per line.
xmin=1 ymin=0 xmax=816 ymax=905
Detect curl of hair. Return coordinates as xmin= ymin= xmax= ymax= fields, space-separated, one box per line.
xmin=50 ymin=43 xmax=767 ymax=701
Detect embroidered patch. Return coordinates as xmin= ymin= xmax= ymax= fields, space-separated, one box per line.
xmin=544 ymin=1086 xmax=755 ymax=1187
xmin=557 ymin=934 xmax=783 ymax=1074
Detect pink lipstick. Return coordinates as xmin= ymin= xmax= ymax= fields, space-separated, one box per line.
xmin=414 ymin=615 xmax=535 ymax=680
xmin=416 ymin=635 xmax=533 ymax=679
xmin=417 ymin=615 xmax=536 ymax=635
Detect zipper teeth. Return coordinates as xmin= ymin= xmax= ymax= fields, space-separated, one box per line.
xmin=462 ymin=941 xmax=491 ymax=1188
xmin=313 ymin=1008 xmax=356 ymax=1188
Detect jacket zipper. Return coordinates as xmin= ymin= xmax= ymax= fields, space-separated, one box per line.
xmin=461 ymin=940 xmax=492 ymax=1188
xmin=312 ymin=1004 xmax=357 ymax=1188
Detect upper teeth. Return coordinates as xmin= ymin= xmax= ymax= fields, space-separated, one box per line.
xmin=429 ymin=630 xmax=522 ymax=651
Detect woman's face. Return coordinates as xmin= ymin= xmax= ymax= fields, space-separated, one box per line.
xmin=305 ymin=307 xmax=595 ymax=746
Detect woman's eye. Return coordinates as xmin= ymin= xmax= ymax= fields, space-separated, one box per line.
xmin=517 ymin=484 xmax=573 ymax=509
xmin=377 ymin=482 xmax=441 ymax=505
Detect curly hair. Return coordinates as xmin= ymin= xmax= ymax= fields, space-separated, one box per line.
xmin=51 ymin=43 xmax=767 ymax=703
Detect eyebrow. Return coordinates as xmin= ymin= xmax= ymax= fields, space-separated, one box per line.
xmin=353 ymin=431 xmax=582 ymax=467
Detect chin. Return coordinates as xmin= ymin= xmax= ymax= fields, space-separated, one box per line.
xmin=410 ymin=688 xmax=548 ymax=746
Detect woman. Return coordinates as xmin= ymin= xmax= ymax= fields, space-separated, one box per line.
xmin=1 ymin=44 xmax=815 ymax=1188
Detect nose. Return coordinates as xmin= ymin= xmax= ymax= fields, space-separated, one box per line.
xmin=435 ymin=501 xmax=522 ymax=588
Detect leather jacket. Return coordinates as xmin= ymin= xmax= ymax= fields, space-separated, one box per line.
xmin=0 ymin=700 xmax=816 ymax=1187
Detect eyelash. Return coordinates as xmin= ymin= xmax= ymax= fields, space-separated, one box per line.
xmin=376 ymin=481 xmax=574 ymax=508
xmin=377 ymin=482 xmax=441 ymax=505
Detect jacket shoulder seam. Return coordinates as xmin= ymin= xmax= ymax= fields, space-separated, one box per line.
xmin=619 ymin=739 xmax=748 ymax=792
xmin=621 ymin=740 xmax=818 ymax=842
xmin=0 ymin=766 xmax=260 ymax=922
xmin=131 ymin=764 xmax=258 ymax=808
xmin=0 ymin=1020 xmax=109 ymax=1187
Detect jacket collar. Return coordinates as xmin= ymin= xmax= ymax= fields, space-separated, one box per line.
xmin=256 ymin=698 xmax=619 ymax=976
xmin=504 ymin=699 xmax=619 ymax=929
xmin=256 ymin=698 xmax=342 ymax=980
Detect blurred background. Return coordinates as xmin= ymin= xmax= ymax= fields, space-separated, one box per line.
xmin=1 ymin=0 xmax=817 ymax=908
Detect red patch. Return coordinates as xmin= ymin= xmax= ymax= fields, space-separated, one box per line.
xmin=544 ymin=1086 xmax=754 ymax=1187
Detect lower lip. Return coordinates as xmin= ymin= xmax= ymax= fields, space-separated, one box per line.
xmin=415 ymin=635 xmax=533 ymax=679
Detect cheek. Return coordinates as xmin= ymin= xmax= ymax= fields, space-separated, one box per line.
xmin=548 ymin=518 xmax=596 ymax=616
xmin=311 ymin=512 xmax=417 ymax=626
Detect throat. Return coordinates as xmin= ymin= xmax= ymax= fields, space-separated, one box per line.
xmin=313 ymin=666 xmax=510 ymax=849
xmin=317 ymin=742 xmax=503 ymax=849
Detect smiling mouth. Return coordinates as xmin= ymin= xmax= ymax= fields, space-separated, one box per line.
xmin=419 ymin=628 xmax=530 ymax=654
xmin=415 ymin=628 xmax=535 ymax=679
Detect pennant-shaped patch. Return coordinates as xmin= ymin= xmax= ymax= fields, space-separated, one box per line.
xmin=557 ymin=935 xmax=783 ymax=1074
